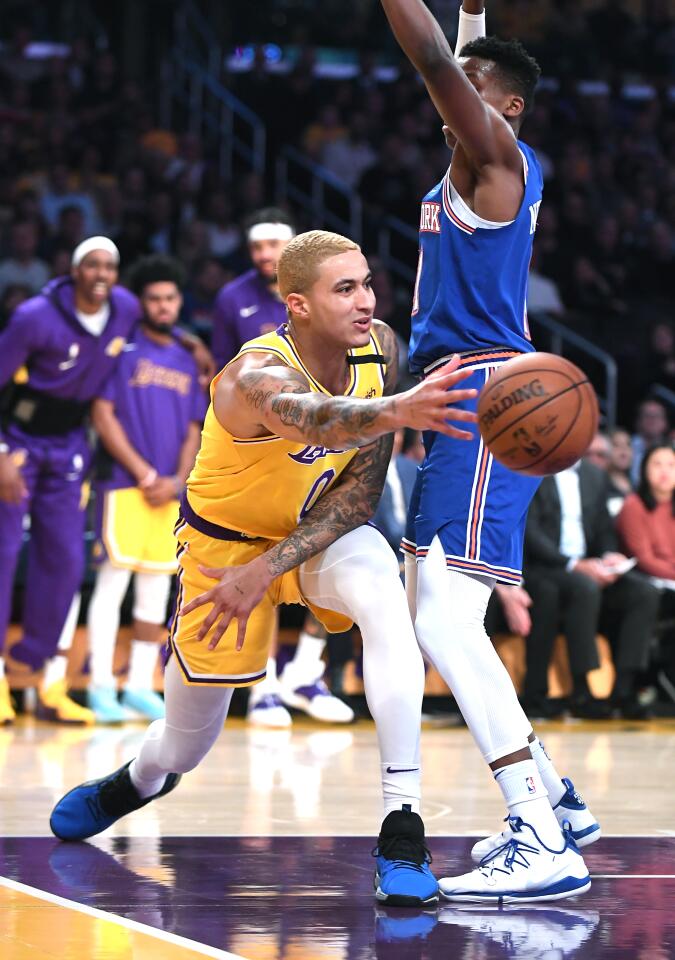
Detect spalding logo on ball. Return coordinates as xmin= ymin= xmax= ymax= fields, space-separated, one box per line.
xmin=477 ymin=353 xmax=599 ymax=477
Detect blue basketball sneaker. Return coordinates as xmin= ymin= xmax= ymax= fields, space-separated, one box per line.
xmin=50 ymin=760 xmax=181 ymax=841
xmin=373 ymin=808 xmax=439 ymax=907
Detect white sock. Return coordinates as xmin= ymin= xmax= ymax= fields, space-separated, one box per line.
xmin=0 ymin=658 xmax=5 ymax=680
xmin=290 ymin=631 xmax=326 ymax=678
xmin=493 ymin=759 xmax=562 ymax=848
xmin=42 ymin=654 xmax=68 ymax=689
xmin=530 ymin=736 xmax=566 ymax=807
xmin=42 ymin=593 xmax=81 ymax=689
xmin=381 ymin=763 xmax=421 ymax=817
xmin=126 ymin=640 xmax=160 ymax=690
xmin=88 ymin=563 xmax=131 ymax=689
xmin=248 ymin=657 xmax=280 ymax=703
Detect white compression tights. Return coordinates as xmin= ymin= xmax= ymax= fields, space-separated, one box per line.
xmin=412 ymin=536 xmax=531 ymax=764
xmin=132 ymin=526 xmax=426 ymax=812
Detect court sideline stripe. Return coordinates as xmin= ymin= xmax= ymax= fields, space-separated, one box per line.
xmin=0 ymin=875 xmax=248 ymax=960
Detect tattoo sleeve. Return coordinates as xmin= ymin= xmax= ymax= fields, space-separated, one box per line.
xmin=260 ymin=322 xmax=401 ymax=578
xmin=263 ymin=433 xmax=394 ymax=579
xmin=236 ymin=363 xmax=398 ymax=449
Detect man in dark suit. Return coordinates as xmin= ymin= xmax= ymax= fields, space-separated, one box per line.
xmin=522 ymin=459 xmax=660 ymax=719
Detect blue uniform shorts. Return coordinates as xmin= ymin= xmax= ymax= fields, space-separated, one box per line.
xmin=402 ymin=352 xmax=541 ymax=584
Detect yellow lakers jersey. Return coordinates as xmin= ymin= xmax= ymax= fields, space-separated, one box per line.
xmin=186 ymin=325 xmax=386 ymax=540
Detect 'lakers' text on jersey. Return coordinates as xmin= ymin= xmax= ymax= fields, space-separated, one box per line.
xmin=186 ymin=325 xmax=387 ymax=541
xmin=408 ymin=142 xmax=543 ymax=375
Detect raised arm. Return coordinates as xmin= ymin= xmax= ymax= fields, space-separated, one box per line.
xmin=215 ymin=343 xmax=476 ymax=451
xmin=380 ymin=0 xmax=515 ymax=169
xmin=455 ymin=1 xmax=486 ymax=57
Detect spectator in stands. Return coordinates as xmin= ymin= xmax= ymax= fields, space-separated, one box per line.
xmin=0 ymin=283 xmax=30 ymax=332
xmin=522 ymin=458 xmax=660 ymax=719
xmin=211 ymin=207 xmax=294 ymax=370
xmin=607 ymin=427 xmax=635 ymax=511
xmin=0 ymin=220 xmax=49 ymax=296
xmin=527 ymin=245 xmax=565 ymax=318
xmin=617 ymin=444 xmax=675 ymax=706
xmin=203 ymin=191 xmax=240 ymax=259
xmin=643 ymin=322 xmax=675 ymax=396
xmin=182 ymin=257 xmax=230 ymax=343
xmin=40 ymin=163 xmax=100 ymax=237
xmin=321 ymin=113 xmax=377 ymax=189
xmin=631 ymin=397 xmax=670 ymax=485
xmin=358 ymin=134 xmax=418 ymax=225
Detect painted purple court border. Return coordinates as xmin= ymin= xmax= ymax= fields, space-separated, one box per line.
xmin=1 ymin=835 xmax=674 ymax=959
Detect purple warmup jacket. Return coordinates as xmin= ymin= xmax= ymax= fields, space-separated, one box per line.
xmin=0 ymin=277 xmax=141 ymax=409
xmin=211 ymin=269 xmax=287 ymax=369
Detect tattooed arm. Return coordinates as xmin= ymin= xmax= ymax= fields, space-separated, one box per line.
xmin=214 ymin=329 xmax=476 ymax=449
xmin=262 ymin=320 xmax=400 ymax=576
xmin=179 ymin=322 xmax=407 ymax=649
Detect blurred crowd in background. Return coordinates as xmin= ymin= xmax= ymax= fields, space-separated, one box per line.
xmin=0 ymin=0 xmax=674 ymax=720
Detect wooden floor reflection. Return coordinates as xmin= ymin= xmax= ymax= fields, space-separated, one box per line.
xmin=2 ymin=716 xmax=675 ymax=960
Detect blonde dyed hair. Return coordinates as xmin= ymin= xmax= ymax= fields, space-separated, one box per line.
xmin=277 ymin=230 xmax=360 ymax=300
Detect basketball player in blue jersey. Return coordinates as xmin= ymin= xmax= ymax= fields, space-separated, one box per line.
xmin=381 ymin=0 xmax=599 ymax=902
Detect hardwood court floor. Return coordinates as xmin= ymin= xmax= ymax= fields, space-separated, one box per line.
xmin=1 ymin=715 xmax=674 ymax=959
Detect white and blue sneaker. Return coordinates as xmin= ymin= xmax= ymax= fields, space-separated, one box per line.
xmin=471 ymin=777 xmax=600 ymax=863
xmin=50 ymin=760 xmax=181 ymax=841
xmin=88 ymin=687 xmax=134 ymax=724
xmin=247 ymin=692 xmax=292 ymax=728
xmin=373 ymin=808 xmax=439 ymax=907
xmin=438 ymin=902 xmax=600 ymax=956
xmin=120 ymin=688 xmax=166 ymax=721
xmin=440 ymin=820 xmax=590 ymax=904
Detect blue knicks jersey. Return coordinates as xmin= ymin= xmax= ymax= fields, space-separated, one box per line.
xmin=408 ymin=141 xmax=543 ymax=375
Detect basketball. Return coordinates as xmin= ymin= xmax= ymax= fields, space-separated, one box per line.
xmin=477 ymin=353 xmax=599 ymax=476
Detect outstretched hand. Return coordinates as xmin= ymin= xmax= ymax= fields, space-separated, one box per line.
xmin=398 ymin=355 xmax=478 ymax=439
xmin=179 ymin=556 xmax=272 ymax=652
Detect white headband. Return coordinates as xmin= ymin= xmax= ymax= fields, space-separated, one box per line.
xmin=247 ymin=222 xmax=294 ymax=244
xmin=71 ymin=236 xmax=120 ymax=267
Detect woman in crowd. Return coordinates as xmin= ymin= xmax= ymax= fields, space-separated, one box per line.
xmin=617 ymin=444 xmax=675 ymax=705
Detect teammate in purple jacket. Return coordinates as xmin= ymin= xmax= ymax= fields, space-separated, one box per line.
xmin=0 ymin=238 xmax=211 ymax=724
xmin=211 ymin=208 xmax=295 ymax=370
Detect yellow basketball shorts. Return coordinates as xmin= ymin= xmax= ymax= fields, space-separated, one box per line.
xmin=100 ymin=487 xmax=179 ymax=574
xmin=169 ymin=520 xmax=353 ymax=687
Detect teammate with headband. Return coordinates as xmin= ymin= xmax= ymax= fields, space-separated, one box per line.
xmin=0 ymin=238 xmax=210 ymax=725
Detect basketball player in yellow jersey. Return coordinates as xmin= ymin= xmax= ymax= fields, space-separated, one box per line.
xmin=50 ymin=231 xmax=476 ymax=908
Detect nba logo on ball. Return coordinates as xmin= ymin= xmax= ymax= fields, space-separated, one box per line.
xmin=477 ymin=353 xmax=599 ymax=477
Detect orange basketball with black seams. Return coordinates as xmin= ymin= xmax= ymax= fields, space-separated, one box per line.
xmin=477 ymin=352 xmax=599 ymax=477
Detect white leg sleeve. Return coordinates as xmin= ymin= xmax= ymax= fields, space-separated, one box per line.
xmin=300 ymin=525 xmax=425 ymax=815
xmin=133 ymin=572 xmax=172 ymax=624
xmin=130 ymin=656 xmax=233 ymax=797
xmin=88 ymin=562 xmax=132 ymax=688
xmin=415 ymin=536 xmax=530 ymax=764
